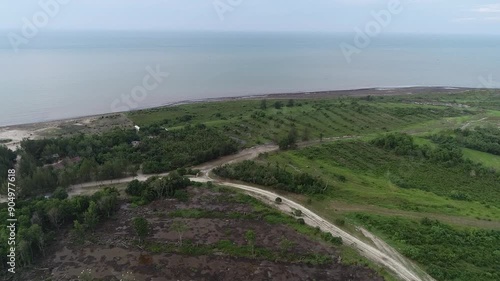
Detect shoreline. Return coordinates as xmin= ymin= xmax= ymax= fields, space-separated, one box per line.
xmin=0 ymin=86 xmax=480 ymax=150
xmin=0 ymin=86 xmax=475 ymax=129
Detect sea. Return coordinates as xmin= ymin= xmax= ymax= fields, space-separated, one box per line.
xmin=0 ymin=31 xmax=499 ymax=127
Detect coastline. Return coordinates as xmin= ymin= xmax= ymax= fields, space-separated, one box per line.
xmin=0 ymin=86 xmax=477 ymax=151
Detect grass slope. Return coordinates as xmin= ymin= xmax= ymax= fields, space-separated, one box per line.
xmin=349 ymin=213 xmax=500 ymax=281
xmin=261 ymin=140 xmax=500 ymax=221
xmin=128 ymin=98 xmax=472 ymax=147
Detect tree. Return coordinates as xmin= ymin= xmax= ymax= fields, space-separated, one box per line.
xmin=170 ymin=220 xmax=187 ymax=246
xmin=47 ymin=207 xmax=62 ymax=230
xmin=52 ymin=187 xmax=68 ymax=200
xmin=302 ymin=127 xmax=311 ymax=141
xmin=275 ymin=197 xmax=282 ymax=204
xmin=17 ymin=239 xmax=32 ymax=266
xmin=273 ymin=101 xmax=283 ymax=109
xmin=260 ymin=99 xmax=267 ymax=110
xmin=245 ymin=230 xmax=256 ymax=256
xmin=29 ymin=224 xmax=46 ymax=256
xmin=287 ymin=99 xmax=295 ymax=107
xmin=126 ymin=179 xmax=143 ymax=196
xmin=98 ymin=195 xmax=117 ymax=218
xmin=72 ymin=220 xmax=86 ymax=244
xmin=278 ymin=127 xmax=298 ymax=150
xmin=83 ymin=201 xmax=99 ymax=231
xmin=319 ymin=132 xmax=324 ymax=143
xmin=132 ymin=217 xmax=149 ymax=243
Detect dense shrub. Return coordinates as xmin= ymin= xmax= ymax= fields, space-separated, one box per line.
xmin=354 ymin=214 xmax=500 ymax=281
xmin=214 ymin=161 xmax=328 ymax=195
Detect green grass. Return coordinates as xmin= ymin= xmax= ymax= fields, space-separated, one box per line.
xmin=381 ymin=90 xmax=500 ymax=111
xmin=259 ymin=141 xmax=500 ymax=221
xmin=348 ymin=213 xmax=500 ymax=281
xmin=145 ymin=239 xmax=333 ymax=266
xmin=128 ymin=98 xmax=473 ymax=147
xmin=463 ymin=148 xmax=500 ymax=171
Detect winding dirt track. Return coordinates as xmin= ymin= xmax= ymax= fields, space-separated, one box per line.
xmin=191 ymin=177 xmax=434 ymax=281
xmin=5 ymin=138 xmax=435 ymax=281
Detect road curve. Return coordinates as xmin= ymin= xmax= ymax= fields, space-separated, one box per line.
xmin=191 ymin=177 xmax=434 ymax=281
xmin=1 ymin=138 xmax=434 ymax=281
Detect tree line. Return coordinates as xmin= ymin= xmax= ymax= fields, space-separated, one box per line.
xmin=0 ymin=146 xmax=16 ymax=192
xmin=16 ymin=124 xmax=238 ymax=198
xmin=430 ymin=126 xmax=500 ymax=156
xmin=0 ymin=187 xmax=120 ymax=271
xmin=370 ymin=133 xmax=500 ymax=202
xmin=213 ymin=160 xmax=328 ymax=195
xmin=125 ymin=172 xmax=192 ymax=204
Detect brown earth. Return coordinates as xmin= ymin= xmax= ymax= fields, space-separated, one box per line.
xmin=16 ymin=187 xmax=383 ymax=281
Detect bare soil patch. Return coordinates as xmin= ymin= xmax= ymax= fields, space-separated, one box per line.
xmin=17 ymin=186 xmax=383 ymax=281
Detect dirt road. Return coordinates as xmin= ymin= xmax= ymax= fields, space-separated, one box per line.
xmin=191 ymin=177 xmax=434 ymax=281
xmin=1 ymin=138 xmax=434 ymax=281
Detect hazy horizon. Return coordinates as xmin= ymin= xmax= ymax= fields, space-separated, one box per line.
xmin=2 ymin=1 xmax=500 ymax=34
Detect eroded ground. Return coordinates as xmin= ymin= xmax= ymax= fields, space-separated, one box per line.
xmin=18 ymin=186 xmax=383 ymax=281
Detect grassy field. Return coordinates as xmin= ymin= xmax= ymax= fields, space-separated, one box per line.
xmin=463 ymin=148 xmax=500 ymax=171
xmin=260 ymin=141 xmax=500 ymax=222
xmin=128 ymin=97 xmax=474 ymax=147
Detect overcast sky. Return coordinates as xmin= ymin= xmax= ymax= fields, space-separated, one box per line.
xmin=1 ymin=0 xmax=499 ymax=34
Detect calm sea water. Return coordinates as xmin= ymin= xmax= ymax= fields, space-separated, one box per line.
xmin=0 ymin=31 xmax=499 ymax=126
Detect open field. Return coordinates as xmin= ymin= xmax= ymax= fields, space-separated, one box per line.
xmin=251 ymin=140 xmax=500 ymax=222
xmin=462 ymin=148 xmax=500 ymax=171
xmin=128 ymin=95 xmax=475 ymax=147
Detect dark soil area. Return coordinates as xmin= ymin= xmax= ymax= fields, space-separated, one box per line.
xmin=16 ymin=186 xmax=384 ymax=281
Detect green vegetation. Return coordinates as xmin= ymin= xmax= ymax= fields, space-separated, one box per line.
xmin=245 ymin=230 xmax=256 ymax=256
xmin=0 ymin=187 xmax=120 ymax=267
xmin=213 ymin=160 xmax=328 ymax=194
xmin=16 ymin=125 xmax=237 ymax=198
xmin=128 ymin=97 xmax=472 ymax=147
xmin=258 ymin=137 xmax=499 ymax=219
xmin=145 ymin=239 xmax=333 ymax=266
xmin=462 ymin=148 xmax=500 ymax=171
xmin=351 ymin=213 xmax=500 ymax=281
xmin=5 ymin=90 xmax=500 ymax=280
xmin=369 ymin=133 xmax=500 ymax=203
xmin=0 ymin=146 xmax=16 ymax=183
xmin=125 ymin=172 xmax=191 ymax=204
xmin=0 ymin=139 xmax=12 ymax=144
xmin=170 ymin=220 xmax=188 ymax=246
xmin=430 ymin=127 xmax=500 ymax=156
xmin=132 ymin=217 xmax=150 ymax=243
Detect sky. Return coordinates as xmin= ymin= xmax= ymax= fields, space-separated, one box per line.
xmin=0 ymin=0 xmax=499 ymax=34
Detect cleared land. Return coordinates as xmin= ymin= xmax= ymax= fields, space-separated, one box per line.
xmin=17 ymin=186 xmax=385 ymax=281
